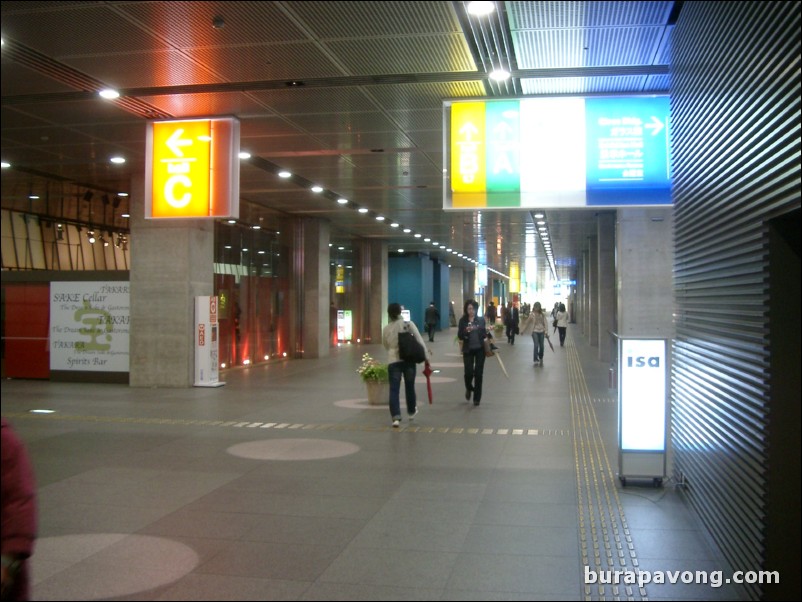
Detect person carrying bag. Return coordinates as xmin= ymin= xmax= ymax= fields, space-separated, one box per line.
xmin=382 ymin=304 xmax=429 ymax=427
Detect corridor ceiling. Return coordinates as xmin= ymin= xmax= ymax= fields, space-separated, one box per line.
xmin=1 ymin=1 xmax=678 ymax=287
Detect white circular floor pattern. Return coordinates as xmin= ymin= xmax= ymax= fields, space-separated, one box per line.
xmin=32 ymin=534 xmax=198 ymax=600
xmin=227 ymin=438 xmax=360 ymax=460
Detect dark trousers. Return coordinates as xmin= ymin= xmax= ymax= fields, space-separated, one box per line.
xmin=558 ymin=326 xmax=567 ymax=346
xmin=388 ymin=361 xmax=417 ymax=419
xmin=425 ymin=323 xmax=436 ymax=341
xmin=463 ymin=348 xmax=486 ymax=402
xmin=506 ymin=323 xmax=517 ymax=343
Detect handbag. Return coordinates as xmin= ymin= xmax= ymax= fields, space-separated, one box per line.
xmin=552 ymin=319 xmax=558 ymax=328
xmin=398 ymin=326 xmax=426 ymax=363
xmin=483 ymin=337 xmax=494 ymax=357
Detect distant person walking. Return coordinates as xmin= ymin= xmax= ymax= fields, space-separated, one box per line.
xmin=505 ymin=301 xmax=520 ymax=345
xmin=424 ymin=301 xmax=440 ymax=342
xmin=458 ymin=299 xmax=490 ymax=406
xmin=555 ymin=303 xmax=569 ymax=347
xmin=523 ymin=301 xmax=549 ymax=365
xmin=486 ymin=301 xmax=497 ymax=325
xmin=382 ymin=303 xmax=427 ymax=427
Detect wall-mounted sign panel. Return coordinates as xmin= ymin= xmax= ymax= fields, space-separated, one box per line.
xmin=195 ymin=296 xmax=224 ymax=387
xmin=444 ymin=96 xmax=670 ymax=209
xmin=145 ymin=117 xmax=240 ymax=219
xmin=50 ymin=282 xmax=130 ymax=372
xmin=337 ymin=309 xmax=353 ymax=343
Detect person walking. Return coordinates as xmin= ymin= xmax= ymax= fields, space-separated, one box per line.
xmin=424 ymin=301 xmax=440 ymax=342
xmin=486 ymin=301 xmax=497 ymax=326
xmin=1 ymin=418 xmax=37 ymax=602
xmin=458 ymin=299 xmax=490 ymax=406
xmin=524 ymin=301 xmax=549 ymax=365
xmin=505 ymin=301 xmax=520 ymax=345
xmin=382 ymin=303 xmax=428 ymax=427
xmin=555 ymin=302 xmax=569 ymax=347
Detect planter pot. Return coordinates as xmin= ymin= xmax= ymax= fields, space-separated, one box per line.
xmin=365 ymin=380 xmax=388 ymax=405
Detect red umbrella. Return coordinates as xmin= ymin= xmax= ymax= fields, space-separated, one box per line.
xmin=422 ymin=361 xmax=433 ymax=404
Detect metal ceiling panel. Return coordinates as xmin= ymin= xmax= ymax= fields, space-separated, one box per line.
xmin=507 ymin=1 xmax=675 ymax=28
xmin=367 ymin=82 xmax=487 ymax=111
xmin=137 ymin=91 xmax=273 ymax=119
xmin=189 ymin=42 xmax=348 ymax=82
xmin=1 ymin=0 xmax=682 ymax=281
xmin=1 ymin=3 xmax=168 ymax=56
xmin=64 ymin=50 xmax=225 ymax=89
xmin=250 ymin=87 xmax=379 ymax=115
xmin=284 ymin=1 xmax=464 ymax=38
xmin=520 ymin=75 xmax=650 ymax=94
xmin=115 ymin=1 xmax=309 ymax=48
xmin=326 ymin=34 xmax=478 ymax=76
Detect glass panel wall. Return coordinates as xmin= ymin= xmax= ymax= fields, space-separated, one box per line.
xmin=214 ymin=219 xmax=290 ymax=369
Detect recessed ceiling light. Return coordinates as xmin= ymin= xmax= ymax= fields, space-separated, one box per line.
xmin=99 ymin=89 xmax=120 ymax=99
xmin=337 ymin=198 xmax=348 ymax=204
xmin=413 ymin=233 xmax=421 ymax=238
xmin=358 ymin=208 xmax=369 ymax=214
xmin=238 ymin=151 xmax=251 ymax=159
xmin=110 ymin=156 xmax=125 ymax=164
xmin=278 ymin=171 xmax=292 ymax=178
xmin=467 ymin=1 xmax=495 ymax=16
xmin=390 ymin=222 xmax=399 ymax=228
xmin=376 ymin=216 xmax=385 ymax=221
xmin=311 ymin=185 xmax=323 ymax=193
xmin=489 ymin=69 xmax=511 ymax=81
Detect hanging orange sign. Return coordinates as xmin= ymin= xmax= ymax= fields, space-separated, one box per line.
xmin=145 ymin=117 xmax=240 ymax=219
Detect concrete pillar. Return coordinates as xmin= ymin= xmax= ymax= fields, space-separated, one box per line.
xmin=129 ymin=177 xmax=214 ymax=387
xmin=581 ymin=250 xmax=589 ymax=335
xmin=300 ymin=218 xmax=330 ymax=359
xmin=359 ymin=240 xmax=389 ymax=344
xmin=587 ymin=236 xmax=599 ymax=347
xmin=597 ymin=212 xmax=616 ymax=362
xmin=616 ymin=209 xmax=675 ymax=337
xmin=449 ymin=267 xmax=464 ymax=327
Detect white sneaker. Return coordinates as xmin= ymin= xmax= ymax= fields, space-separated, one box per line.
xmin=392 ymin=419 xmax=401 ymax=428
xmin=409 ymin=408 xmax=418 ymax=421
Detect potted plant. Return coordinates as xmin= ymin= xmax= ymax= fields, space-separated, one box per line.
xmin=357 ymin=353 xmax=389 ymax=405
xmin=493 ymin=322 xmax=505 ymax=336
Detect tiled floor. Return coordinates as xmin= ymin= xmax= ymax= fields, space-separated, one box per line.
xmin=2 ymin=329 xmax=745 ymax=601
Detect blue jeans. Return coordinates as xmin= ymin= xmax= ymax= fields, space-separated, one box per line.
xmin=532 ymin=332 xmax=545 ymax=361
xmin=388 ymin=361 xmax=417 ymax=419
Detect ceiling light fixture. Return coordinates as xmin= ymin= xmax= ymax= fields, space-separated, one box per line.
xmin=467 ymin=1 xmax=495 ymax=16
xmin=99 ymin=89 xmax=120 ymax=99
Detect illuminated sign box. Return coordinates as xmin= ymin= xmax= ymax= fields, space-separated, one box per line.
xmin=617 ymin=337 xmax=668 ymax=484
xmin=444 ymin=96 xmax=671 ymax=210
xmin=145 ymin=117 xmax=240 ymax=219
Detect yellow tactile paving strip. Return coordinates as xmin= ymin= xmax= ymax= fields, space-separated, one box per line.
xmin=567 ymin=341 xmax=647 ymax=601
xmin=4 ymin=411 xmax=573 ymax=437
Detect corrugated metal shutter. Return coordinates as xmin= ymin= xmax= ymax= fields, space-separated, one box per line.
xmin=671 ymin=2 xmax=800 ymax=599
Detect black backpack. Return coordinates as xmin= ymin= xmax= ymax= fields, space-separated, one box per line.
xmin=398 ymin=324 xmax=426 ymax=363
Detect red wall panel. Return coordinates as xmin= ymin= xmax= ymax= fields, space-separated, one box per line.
xmin=4 ymin=284 xmax=50 ymax=378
